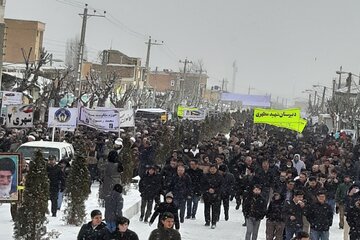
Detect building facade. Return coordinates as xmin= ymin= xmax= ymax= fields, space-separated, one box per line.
xmin=81 ymin=50 xmax=142 ymax=92
xmin=4 ymin=18 xmax=45 ymax=63
xmin=148 ymin=70 xmax=208 ymax=101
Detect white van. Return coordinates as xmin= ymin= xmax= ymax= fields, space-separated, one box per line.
xmin=16 ymin=141 xmax=75 ymax=162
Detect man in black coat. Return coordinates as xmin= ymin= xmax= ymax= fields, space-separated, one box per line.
xmin=77 ymin=209 xmax=110 ymax=240
xmin=161 ymin=158 xmax=178 ymax=194
xmin=346 ymin=193 xmax=360 ymax=240
xmin=243 ymin=184 xmax=267 ymax=240
xmin=201 ymin=164 xmax=223 ymax=229
xmin=111 ymin=216 xmax=139 ymax=240
xmin=186 ymin=159 xmax=203 ymax=219
xmin=266 ymin=192 xmax=285 ymax=240
xmin=148 ymin=212 xmax=181 ymax=240
xmin=139 ymin=165 xmax=162 ymax=222
xmin=149 ymin=192 xmax=180 ymax=230
xmin=305 ymin=190 xmax=333 ymax=240
xmin=218 ymin=164 xmax=235 ymax=221
xmin=138 ymin=140 xmax=155 ymax=178
xmin=283 ymin=190 xmax=307 ymax=240
xmin=170 ymin=165 xmax=192 ymax=223
xmin=254 ymin=160 xmax=275 ymax=203
xmin=47 ymin=155 xmax=65 ymax=217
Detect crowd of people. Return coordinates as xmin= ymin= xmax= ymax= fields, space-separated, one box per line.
xmin=1 ymin=110 xmax=360 ymax=240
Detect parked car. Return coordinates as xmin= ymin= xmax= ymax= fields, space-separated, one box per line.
xmin=17 ymin=141 xmax=75 ymax=163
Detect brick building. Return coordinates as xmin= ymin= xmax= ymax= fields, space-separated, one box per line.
xmin=82 ymin=50 xmax=142 ymax=91
xmin=148 ymin=70 xmax=208 ymax=100
xmin=4 ymin=18 xmax=45 ymax=63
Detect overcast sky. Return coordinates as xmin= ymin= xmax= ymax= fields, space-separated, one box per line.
xmin=6 ymin=0 xmax=360 ymax=103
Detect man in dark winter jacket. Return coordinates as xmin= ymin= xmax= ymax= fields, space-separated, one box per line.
xmin=169 ymin=165 xmax=192 ymax=223
xmin=266 ymin=192 xmax=285 ymax=240
xmin=218 ymin=164 xmax=235 ymax=221
xmin=305 ymin=190 xmax=333 ymax=240
xmin=243 ymin=184 xmax=267 ymax=240
xmin=77 ymin=209 xmax=110 ymax=240
xmin=47 ymin=155 xmax=65 ymax=217
xmin=139 ymin=165 xmax=162 ymax=223
xmin=138 ymin=140 xmax=155 ymax=178
xmin=148 ymin=212 xmax=181 ymax=240
xmin=161 ymin=159 xmax=178 ymax=194
xmin=335 ymin=175 xmax=352 ymax=229
xmin=201 ymin=164 xmax=223 ymax=229
xmin=304 ymin=176 xmax=322 ymax=204
xmin=283 ymin=190 xmax=307 ymax=240
xmin=186 ymin=159 xmax=203 ymax=219
xmin=149 ymin=192 xmax=180 ymax=230
xmin=324 ymin=169 xmax=339 ymax=213
xmin=346 ymin=185 xmax=360 ymax=240
xmin=111 ymin=216 xmax=139 ymax=240
xmin=104 ymin=184 xmax=124 ymax=232
xmin=254 ymin=160 xmax=275 ymax=203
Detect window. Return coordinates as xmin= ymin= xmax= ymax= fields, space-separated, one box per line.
xmin=170 ymin=80 xmax=175 ymax=87
xmin=61 ymin=148 xmax=67 ymax=159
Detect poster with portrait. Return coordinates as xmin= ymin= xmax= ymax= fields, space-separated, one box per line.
xmin=0 ymin=153 xmax=21 ymax=202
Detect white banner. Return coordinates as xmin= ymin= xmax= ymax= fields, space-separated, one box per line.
xmin=119 ymin=109 xmax=135 ymax=127
xmin=78 ymin=106 xmax=120 ymax=132
xmin=48 ymin=107 xmax=78 ymax=129
xmin=182 ymin=109 xmax=206 ymax=121
xmin=1 ymin=91 xmax=23 ymax=106
xmin=0 ymin=91 xmax=23 ymax=116
xmin=6 ymin=104 xmax=34 ymax=128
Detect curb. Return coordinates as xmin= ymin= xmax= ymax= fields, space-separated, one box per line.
xmin=124 ymin=199 xmax=141 ymax=219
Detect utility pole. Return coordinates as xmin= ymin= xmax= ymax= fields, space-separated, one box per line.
xmin=143 ymin=36 xmax=163 ymax=86
xmin=179 ymin=58 xmax=192 ymax=102
xmin=332 ymin=79 xmax=336 ymax=101
xmin=338 ymin=66 xmax=342 ymax=89
xmin=313 ymin=90 xmax=318 ymax=112
xmin=75 ymin=4 xmax=106 ymax=99
xmin=347 ymin=72 xmax=352 ymax=94
xmin=0 ymin=0 xmax=6 ymax=91
xmin=320 ymin=86 xmax=326 ymax=113
xmin=232 ymin=60 xmax=237 ymax=92
xmin=195 ymin=67 xmax=206 ymax=105
xmin=247 ymin=85 xmax=254 ymax=95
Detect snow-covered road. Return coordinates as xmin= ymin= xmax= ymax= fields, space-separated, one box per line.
xmin=0 ymin=183 xmax=345 ymax=239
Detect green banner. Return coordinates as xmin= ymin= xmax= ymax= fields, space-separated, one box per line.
xmin=177 ymin=106 xmax=198 ymax=117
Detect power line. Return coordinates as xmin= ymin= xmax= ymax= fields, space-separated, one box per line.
xmin=54 ymin=0 xmax=83 ymax=8
xmin=104 ymin=15 xmax=147 ymax=40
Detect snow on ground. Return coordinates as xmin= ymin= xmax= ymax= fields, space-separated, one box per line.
xmin=0 ymin=182 xmax=140 ymax=239
xmin=0 ymin=183 xmax=345 ymax=239
xmin=131 ymin=200 xmax=344 ymax=240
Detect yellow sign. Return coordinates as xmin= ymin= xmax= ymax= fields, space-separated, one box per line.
xmin=254 ymin=108 xmax=301 ymax=123
xmin=269 ymin=118 xmax=307 ymax=133
xmin=254 ymin=108 xmax=307 ymax=133
xmin=177 ymin=106 xmax=198 ymax=117
xmin=17 ymin=185 xmax=25 ymax=190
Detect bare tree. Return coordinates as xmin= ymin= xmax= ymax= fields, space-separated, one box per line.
xmin=110 ymin=84 xmax=136 ymax=108
xmin=13 ymin=48 xmax=51 ymax=100
xmin=85 ymin=69 xmax=118 ymax=108
xmin=65 ymin=36 xmax=88 ymax=68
